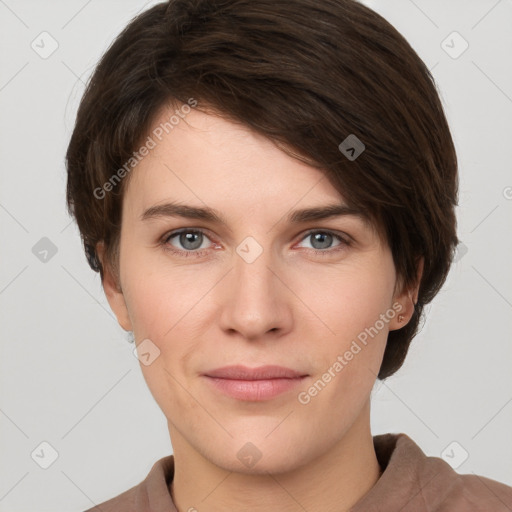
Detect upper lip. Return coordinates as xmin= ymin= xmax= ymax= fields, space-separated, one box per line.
xmin=203 ymin=365 xmax=307 ymax=380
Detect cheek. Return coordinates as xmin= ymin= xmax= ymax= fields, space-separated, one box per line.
xmin=312 ymin=254 xmax=396 ymax=336
xmin=123 ymin=272 xmax=206 ymax=419
xmin=305 ymin=256 xmax=395 ymax=387
xmin=295 ymin=273 xmax=392 ymax=425
xmin=123 ymin=264 xmax=208 ymax=339
xmin=122 ymin=267 xmax=216 ymax=398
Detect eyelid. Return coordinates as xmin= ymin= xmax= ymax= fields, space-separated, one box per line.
xmin=161 ymin=227 xmax=218 ymax=249
xmin=161 ymin=227 xmax=352 ymax=257
xmin=295 ymin=228 xmax=352 ymax=246
xmin=160 ymin=229 xmax=216 ymax=259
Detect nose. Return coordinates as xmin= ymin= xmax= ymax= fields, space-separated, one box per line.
xmin=218 ymin=240 xmax=293 ymax=341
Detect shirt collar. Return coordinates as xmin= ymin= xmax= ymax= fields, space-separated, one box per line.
xmin=133 ymin=433 xmax=462 ymax=512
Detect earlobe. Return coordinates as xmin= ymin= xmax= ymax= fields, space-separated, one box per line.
xmin=96 ymin=242 xmax=133 ymax=332
xmin=390 ymin=256 xmax=424 ymax=330
xmin=389 ymin=300 xmax=411 ymax=330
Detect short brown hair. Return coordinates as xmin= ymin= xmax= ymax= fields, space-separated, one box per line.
xmin=65 ymin=0 xmax=459 ymax=379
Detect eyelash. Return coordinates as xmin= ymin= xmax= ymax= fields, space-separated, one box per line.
xmin=160 ymin=228 xmax=351 ymax=258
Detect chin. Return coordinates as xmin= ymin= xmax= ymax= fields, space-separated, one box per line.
xmin=220 ymin=448 xmax=306 ymax=476
xmin=204 ymin=433 xmax=312 ymax=476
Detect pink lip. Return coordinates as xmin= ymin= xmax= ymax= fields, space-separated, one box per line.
xmin=203 ymin=365 xmax=307 ymax=380
xmin=202 ymin=365 xmax=308 ymax=401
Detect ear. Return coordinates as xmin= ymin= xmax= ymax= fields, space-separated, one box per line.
xmin=389 ymin=257 xmax=424 ymax=331
xmin=96 ymin=242 xmax=133 ymax=332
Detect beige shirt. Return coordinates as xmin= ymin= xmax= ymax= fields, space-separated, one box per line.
xmin=83 ymin=432 xmax=512 ymax=511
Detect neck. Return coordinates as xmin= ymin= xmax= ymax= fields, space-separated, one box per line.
xmin=169 ymin=402 xmax=381 ymax=512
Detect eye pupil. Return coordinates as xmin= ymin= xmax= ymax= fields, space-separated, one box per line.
xmin=311 ymin=232 xmax=333 ymax=250
xmin=180 ymin=231 xmax=203 ymax=250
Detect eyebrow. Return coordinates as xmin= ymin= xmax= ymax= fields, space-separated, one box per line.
xmin=140 ymin=201 xmax=368 ymax=226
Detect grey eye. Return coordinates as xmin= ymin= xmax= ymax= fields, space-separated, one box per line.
xmin=166 ymin=230 xmax=210 ymax=251
xmin=298 ymin=231 xmax=343 ymax=251
xmin=309 ymin=232 xmax=334 ymax=250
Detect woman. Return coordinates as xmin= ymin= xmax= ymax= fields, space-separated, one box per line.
xmin=65 ymin=0 xmax=512 ymax=510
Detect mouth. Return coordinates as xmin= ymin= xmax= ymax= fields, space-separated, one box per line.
xmin=201 ymin=365 xmax=309 ymax=401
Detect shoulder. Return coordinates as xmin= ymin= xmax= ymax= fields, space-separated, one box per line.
xmin=439 ymin=472 xmax=512 ymax=511
xmin=366 ymin=433 xmax=512 ymax=511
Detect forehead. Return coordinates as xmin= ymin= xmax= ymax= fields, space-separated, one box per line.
xmin=123 ymin=105 xmax=346 ymax=211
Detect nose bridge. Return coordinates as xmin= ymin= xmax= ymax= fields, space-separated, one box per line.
xmin=233 ymin=234 xmax=277 ymax=303
xmin=219 ymin=234 xmax=289 ymax=338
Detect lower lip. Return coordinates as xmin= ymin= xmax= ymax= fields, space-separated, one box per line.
xmin=203 ymin=376 xmax=307 ymax=401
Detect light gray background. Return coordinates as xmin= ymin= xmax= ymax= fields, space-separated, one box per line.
xmin=0 ymin=1 xmax=511 ymax=511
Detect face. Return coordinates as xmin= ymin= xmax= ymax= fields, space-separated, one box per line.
xmin=101 ymin=103 xmax=413 ymax=474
